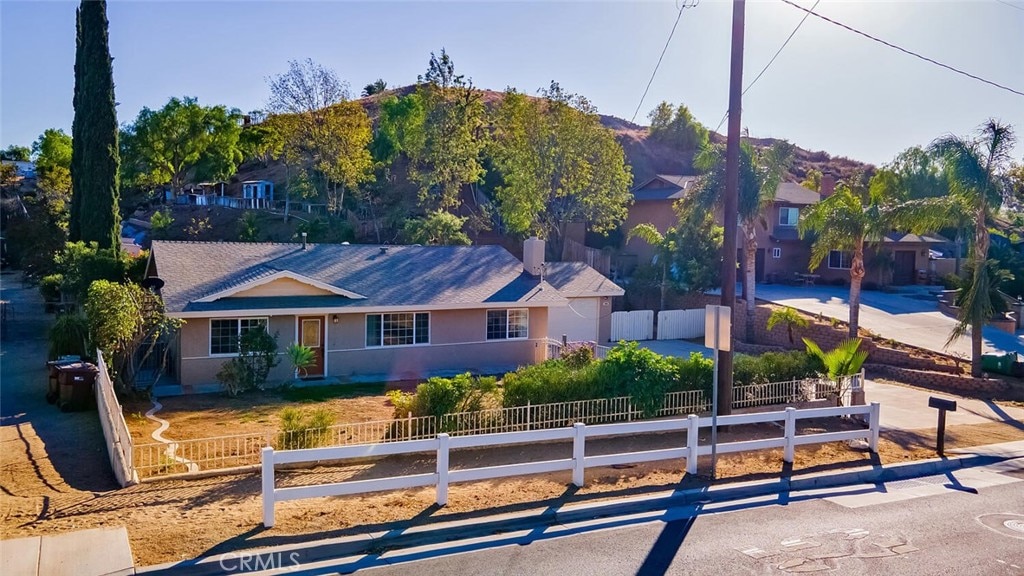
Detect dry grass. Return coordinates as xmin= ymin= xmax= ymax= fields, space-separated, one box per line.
xmin=5 ymin=417 xmax=1022 ymax=567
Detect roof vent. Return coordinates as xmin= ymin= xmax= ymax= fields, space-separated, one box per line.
xmin=301 ymin=232 xmax=308 ymax=250
xmin=379 ymin=246 xmax=388 ymax=255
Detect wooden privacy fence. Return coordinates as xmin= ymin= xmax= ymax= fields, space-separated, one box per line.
xmin=95 ymin=351 xmax=137 ymax=486
xmin=562 ymin=238 xmax=612 ymax=277
xmin=656 ymin=309 xmax=706 ymax=340
xmin=610 ymin=310 xmax=654 ymax=341
xmin=261 ymin=403 xmax=881 ymax=527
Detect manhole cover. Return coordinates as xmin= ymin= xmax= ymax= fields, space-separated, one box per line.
xmin=1005 ymin=520 xmax=1024 ymax=534
xmin=976 ymin=514 xmax=1024 ymax=539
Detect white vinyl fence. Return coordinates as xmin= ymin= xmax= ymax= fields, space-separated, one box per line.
xmin=95 ymin=351 xmax=138 ymax=486
xmin=261 ymin=402 xmax=881 ymax=527
xmin=134 ymin=374 xmax=864 ymax=479
xmin=610 ymin=310 xmax=654 ymax=341
xmin=656 ymin=309 xmax=706 ymax=340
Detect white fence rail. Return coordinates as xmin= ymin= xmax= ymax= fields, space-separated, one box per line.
xmin=656 ymin=309 xmax=706 ymax=340
xmin=95 ymin=351 xmax=137 ymax=486
xmin=610 ymin=310 xmax=654 ymax=341
xmin=262 ymin=403 xmax=881 ymax=526
xmin=135 ymin=374 xmax=860 ymax=479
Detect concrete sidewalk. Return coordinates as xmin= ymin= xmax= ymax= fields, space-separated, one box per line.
xmin=865 ymin=378 xmax=1024 ymax=430
xmin=1 ymin=527 xmax=134 ymax=576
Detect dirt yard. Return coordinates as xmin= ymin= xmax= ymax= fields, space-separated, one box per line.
xmin=123 ymin=383 xmax=399 ymax=445
xmin=4 ymin=416 xmax=1023 ymax=568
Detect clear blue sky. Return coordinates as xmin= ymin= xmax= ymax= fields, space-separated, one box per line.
xmin=2 ymin=1 xmax=1022 ymax=166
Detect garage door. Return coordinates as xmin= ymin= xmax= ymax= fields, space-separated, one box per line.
xmin=548 ymin=298 xmax=600 ymax=343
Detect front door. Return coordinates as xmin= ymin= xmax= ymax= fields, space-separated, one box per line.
xmin=297 ymin=316 xmax=325 ymax=378
xmin=892 ymin=251 xmax=916 ymax=285
xmin=755 ymin=248 xmax=766 ymax=283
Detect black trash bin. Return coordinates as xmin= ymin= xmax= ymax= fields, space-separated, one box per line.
xmin=55 ymin=362 xmax=98 ymax=412
xmin=46 ymin=356 xmax=81 ymax=404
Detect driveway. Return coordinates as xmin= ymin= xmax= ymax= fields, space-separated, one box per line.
xmin=754 ymin=283 xmax=1024 ymax=357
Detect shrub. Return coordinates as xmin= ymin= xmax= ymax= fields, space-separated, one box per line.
xmin=48 ymin=312 xmax=91 ymax=360
xmin=669 ymin=352 xmax=714 ymax=396
xmin=733 ymin=351 xmax=822 ymax=387
xmin=766 ymin=307 xmax=809 ymax=345
xmin=561 ymin=342 xmax=595 ymax=369
xmin=941 ymin=273 xmax=962 ymax=291
xmin=285 ymin=343 xmax=316 ymax=378
xmin=216 ymin=329 xmax=280 ymax=396
xmin=803 ymin=338 xmax=868 ymax=378
xmin=388 ymin=373 xmax=497 ymax=420
xmin=594 ymin=341 xmax=677 ymax=417
xmin=40 ymin=274 xmax=63 ymax=302
xmin=278 ymin=407 xmax=336 ymax=450
xmin=502 ymin=360 xmax=603 ymax=407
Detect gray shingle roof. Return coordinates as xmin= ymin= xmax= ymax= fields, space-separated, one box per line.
xmin=544 ymin=262 xmax=625 ymax=296
xmin=883 ymin=232 xmax=949 ymax=244
xmin=631 ymin=175 xmax=699 ymax=201
xmin=151 ymin=241 xmax=621 ymax=314
xmin=775 ymin=182 xmax=819 ymax=205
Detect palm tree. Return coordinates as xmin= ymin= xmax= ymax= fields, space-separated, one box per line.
xmin=930 ymin=120 xmax=1016 ymax=376
xmin=628 ymin=224 xmax=672 ymax=312
xmin=694 ymin=140 xmax=795 ymax=342
xmin=799 ymin=171 xmax=892 ymax=337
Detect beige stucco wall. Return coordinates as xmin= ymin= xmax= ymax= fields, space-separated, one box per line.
xmin=176 ymin=307 xmax=550 ymax=387
xmin=232 ymin=277 xmax=334 ymax=298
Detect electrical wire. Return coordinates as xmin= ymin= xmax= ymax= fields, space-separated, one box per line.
xmin=779 ymin=0 xmax=1024 ymax=98
xmin=995 ymin=0 xmax=1024 ymax=12
xmin=630 ymin=1 xmax=699 ymax=124
xmin=713 ymin=0 xmax=821 ymax=135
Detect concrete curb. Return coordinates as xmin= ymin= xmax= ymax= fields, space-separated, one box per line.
xmin=136 ymin=452 xmax=1004 ymax=576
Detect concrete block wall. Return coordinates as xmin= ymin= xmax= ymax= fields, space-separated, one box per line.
xmin=866 ymin=364 xmax=1010 ymax=395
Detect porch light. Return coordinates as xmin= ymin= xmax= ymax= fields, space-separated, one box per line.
xmin=332 ymin=314 xmax=339 ymax=325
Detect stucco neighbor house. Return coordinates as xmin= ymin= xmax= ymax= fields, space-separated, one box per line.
xmin=147 ymin=237 xmax=623 ymax=392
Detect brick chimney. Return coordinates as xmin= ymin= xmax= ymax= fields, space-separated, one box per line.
xmin=523 ymin=236 xmax=545 ymax=276
xmin=820 ymin=174 xmax=836 ymax=198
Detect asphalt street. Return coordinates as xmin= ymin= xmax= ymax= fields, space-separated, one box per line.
xmin=291 ymin=464 xmax=1024 ymax=576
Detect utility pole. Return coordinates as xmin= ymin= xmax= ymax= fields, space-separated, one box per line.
xmin=718 ymin=0 xmax=746 ymax=416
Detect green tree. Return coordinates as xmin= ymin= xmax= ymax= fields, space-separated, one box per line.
xmin=490 ymin=85 xmax=633 ymax=260
xmin=1 ymin=145 xmax=31 ymax=161
xmin=361 ymin=79 xmax=388 ymax=97
xmin=31 ymin=129 xmax=74 ymax=227
xmin=150 ymin=208 xmax=173 ymax=239
xmin=929 ymin=121 xmax=1016 ymax=376
xmin=122 ymin=96 xmax=243 ymax=192
xmin=402 ymin=210 xmax=471 ymax=245
xmin=799 ymin=171 xmax=893 ymax=337
xmin=647 ymin=101 xmax=709 ymax=152
xmin=238 ymin=122 xmax=284 ymax=166
xmin=267 ymin=59 xmax=374 ymax=215
xmin=409 ymin=49 xmax=487 ymax=210
xmin=70 ymin=0 xmax=120 ymax=249
xmin=694 ymin=140 xmax=794 ymax=342
xmin=766 ymin=307 xmax=809 ymax=345
xmin=800 ymin=168 xmax=822 ymax=192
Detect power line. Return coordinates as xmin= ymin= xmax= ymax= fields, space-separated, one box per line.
xmin=779 ymin=0 xmax=1024 ymax=98
xmin=630 ymin=1 xmax=699 ymax=124
xmin=712 ymin=0 xmax=820 ymax=135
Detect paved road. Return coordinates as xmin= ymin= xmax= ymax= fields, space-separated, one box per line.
xmin=345 ymin=464 xmax=1024 ymax=576
xmin=754 ymin=284 xmax=1024 ymax=357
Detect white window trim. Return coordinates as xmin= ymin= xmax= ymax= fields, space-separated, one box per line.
xmin=486 ymin=309 xmax=530 ymax=341
xmin=209 ymin=317 xmax=269 ymax=357
xmin=772 ymin=247 xmax=782 ymax=259
xmin=828 ymin=250 xmax=853 ymax=270
xmin=778 ymin=207 xmax=799 ymax=227
xmin=364 ymin=312 xmax=431 ymax=348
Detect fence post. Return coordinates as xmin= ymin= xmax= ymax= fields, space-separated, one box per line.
xmin=261 ymin=446 xmax=275 ymax=528
xmin=783 ymin=407 xmax=796 ymax=463
xmin=407 ymin=411 xmax=412 ymax=439
xmin=868 ymin=402 xmax=881 ymax=452
xmin=686 ymin=414 xmax=699 ymax=475
xmin=572 ymin=422 xmax=586 ymax=487
xmin=436 ymin=434 xmax=450 ymax=506
xmin=526 ymin=401 xmax=531 ymax=431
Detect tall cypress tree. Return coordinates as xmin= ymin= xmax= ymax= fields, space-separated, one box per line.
xmin=70 ymin=0 xmax=120 ymax=249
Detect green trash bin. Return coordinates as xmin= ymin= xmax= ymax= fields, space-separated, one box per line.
xmin=981 ymin=353 xmax=1017 ymax=375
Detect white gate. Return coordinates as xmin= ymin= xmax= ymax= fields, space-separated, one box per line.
xmin=656 ymin=309 xmax=705 ymax=340
xmin=610 ymin=310 xmax=654 ymax=341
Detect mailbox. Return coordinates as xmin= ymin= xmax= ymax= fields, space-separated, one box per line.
xmin=928 ymin=397 xmax=957 ymax=412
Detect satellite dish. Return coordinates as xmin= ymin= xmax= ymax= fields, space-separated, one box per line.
xmin=141 ymin=277 xmax=165 ymax=291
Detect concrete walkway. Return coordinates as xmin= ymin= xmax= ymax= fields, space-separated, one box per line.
xmin=0 ymin=527 xmax=134 ymax=576
xmin=865 ymin=378 xmax=1024 ymax=430
xmin=754 ymin=283 xmax=1024 ymax=357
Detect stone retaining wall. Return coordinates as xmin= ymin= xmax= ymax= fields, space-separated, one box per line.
xmin=866 ymin=364 xmax=1011 ymax=395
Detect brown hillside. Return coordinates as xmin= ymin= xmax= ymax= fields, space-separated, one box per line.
xmin=230 ymin=85 xmax=869 ymax=189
